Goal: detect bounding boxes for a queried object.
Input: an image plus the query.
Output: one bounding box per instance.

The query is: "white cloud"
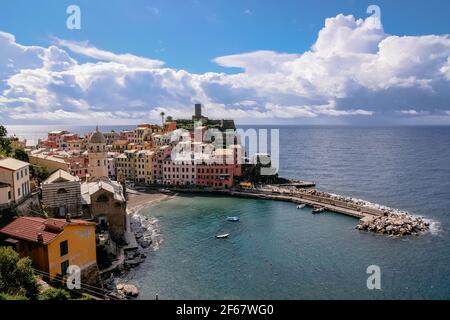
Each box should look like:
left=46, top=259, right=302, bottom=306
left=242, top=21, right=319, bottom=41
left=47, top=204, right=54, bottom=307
left=56, top=39, right=164, bottom=69
left=1, top=12, right=450, bottom=125
left=400, top=110, right=429, bottom=116
left=243, top=9, right=252, bottom=15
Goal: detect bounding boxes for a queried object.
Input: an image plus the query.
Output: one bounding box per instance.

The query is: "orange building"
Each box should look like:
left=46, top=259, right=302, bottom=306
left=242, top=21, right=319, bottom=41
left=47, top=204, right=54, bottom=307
left=0, top=216, right=98, bottom=283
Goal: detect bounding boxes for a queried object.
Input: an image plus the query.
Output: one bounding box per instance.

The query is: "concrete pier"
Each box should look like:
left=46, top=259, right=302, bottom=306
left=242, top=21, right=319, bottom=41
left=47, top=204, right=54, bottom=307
left=170, top=187, right=386, bottom=221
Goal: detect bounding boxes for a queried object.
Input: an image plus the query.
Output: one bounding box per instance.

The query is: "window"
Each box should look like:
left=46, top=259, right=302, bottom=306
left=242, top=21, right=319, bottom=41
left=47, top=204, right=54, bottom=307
left=16, top=172, right=19, bottom=180
left=8, top=191, right=11, bottom=200
left=61, top=260, right=69, bottom=275
left=96, top=194, right=109, bottom=203
left=57, top=188, right=68, bottom=194
left=60, top=240, right=68, bottom=256
left=21, top=170, right=23, bottom=178
left=17, top=188, right=20, bottom=196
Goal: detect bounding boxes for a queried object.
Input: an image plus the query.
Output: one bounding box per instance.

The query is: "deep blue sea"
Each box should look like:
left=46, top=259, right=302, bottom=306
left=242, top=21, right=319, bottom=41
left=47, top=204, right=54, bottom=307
left=8, top=125, right=450, bottom=299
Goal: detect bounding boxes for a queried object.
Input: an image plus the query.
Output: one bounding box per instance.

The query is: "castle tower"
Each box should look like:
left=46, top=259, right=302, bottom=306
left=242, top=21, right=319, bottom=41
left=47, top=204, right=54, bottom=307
left=88, top=126, right=108, bottom=180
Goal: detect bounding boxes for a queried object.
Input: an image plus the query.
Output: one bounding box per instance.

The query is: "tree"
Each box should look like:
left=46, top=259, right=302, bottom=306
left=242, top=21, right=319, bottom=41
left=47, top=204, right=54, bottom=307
left=0, top=246, right=39, bottom=298
left=0, top=125, right=11, bottom=156
left=160, top=111, right=165, bottom=125
left=0, top=125, right=7, bottom=138
left=38, top=288, right=70, bottom=300
left=13, top=148, right=29, bottom=162
left=30, top=165, right=49, bottom=183
left=166, top=115, right=173, bottom=122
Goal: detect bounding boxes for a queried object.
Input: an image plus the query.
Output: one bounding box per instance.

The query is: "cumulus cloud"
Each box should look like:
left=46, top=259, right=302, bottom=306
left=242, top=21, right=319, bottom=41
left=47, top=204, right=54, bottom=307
left=1, top=12, right=450, bottom=124
left=56, top=39, right=164, bottom=69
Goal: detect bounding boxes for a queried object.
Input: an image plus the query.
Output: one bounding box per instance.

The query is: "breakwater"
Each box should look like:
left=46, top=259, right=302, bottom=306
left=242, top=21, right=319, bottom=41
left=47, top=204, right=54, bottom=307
left=169, top=185, right=430, bottom=236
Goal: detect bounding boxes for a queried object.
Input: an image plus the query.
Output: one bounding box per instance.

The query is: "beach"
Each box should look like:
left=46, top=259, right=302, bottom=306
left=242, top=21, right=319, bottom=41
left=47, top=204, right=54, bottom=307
left=127, top=189, right=176, bottom=214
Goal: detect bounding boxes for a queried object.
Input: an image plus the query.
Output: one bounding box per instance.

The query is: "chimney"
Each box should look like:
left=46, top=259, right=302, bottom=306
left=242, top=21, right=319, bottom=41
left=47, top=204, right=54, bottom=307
left=37, top=233, right=44, bottom=243
left=66, top=214, right=71, bottom=223
left=195, top=103, right=202, bottom=118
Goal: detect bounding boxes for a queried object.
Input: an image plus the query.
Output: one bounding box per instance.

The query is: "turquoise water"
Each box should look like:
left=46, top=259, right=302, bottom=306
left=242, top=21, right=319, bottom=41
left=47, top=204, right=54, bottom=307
left=9, top=125, right=450, bottom=299
left=121, top=126, right=450, bottom=300
left=124, top=195, right=448, bottom=300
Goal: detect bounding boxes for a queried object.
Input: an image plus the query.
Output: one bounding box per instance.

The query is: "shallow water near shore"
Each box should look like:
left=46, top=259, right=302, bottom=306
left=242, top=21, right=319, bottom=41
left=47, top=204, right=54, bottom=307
left=120, top=126, right=450, bottom=300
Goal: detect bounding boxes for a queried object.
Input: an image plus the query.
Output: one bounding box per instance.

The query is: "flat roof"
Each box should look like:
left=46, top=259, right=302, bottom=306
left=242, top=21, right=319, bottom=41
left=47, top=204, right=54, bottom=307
left=0, top=157, right=29, bottom=171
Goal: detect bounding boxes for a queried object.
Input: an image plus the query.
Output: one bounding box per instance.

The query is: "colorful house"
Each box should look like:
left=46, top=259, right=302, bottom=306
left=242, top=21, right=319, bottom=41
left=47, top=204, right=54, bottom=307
left=0, top=216, right=98, bottom=283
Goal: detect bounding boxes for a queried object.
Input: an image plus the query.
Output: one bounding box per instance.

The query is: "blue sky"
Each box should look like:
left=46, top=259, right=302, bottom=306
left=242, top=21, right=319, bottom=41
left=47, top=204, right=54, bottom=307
left=2, top=0, right=450, bottom=72
left=1, top=0, right=450, bottom=125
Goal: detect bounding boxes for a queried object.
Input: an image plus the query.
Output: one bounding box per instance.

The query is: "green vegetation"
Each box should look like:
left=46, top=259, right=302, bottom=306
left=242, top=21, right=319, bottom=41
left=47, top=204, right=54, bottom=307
left=30, top=165, right=49, bottom=184
left=13, top=148, right=29, bottom=162
left=0, top=125, right=12, bottom=156
left=38, top=288, right=71, bottom=300
left=0, top=246, right=39, bottom=299
left=0, top=124, right=28, bottom=162
left=0, top=293, right=28, bottom=300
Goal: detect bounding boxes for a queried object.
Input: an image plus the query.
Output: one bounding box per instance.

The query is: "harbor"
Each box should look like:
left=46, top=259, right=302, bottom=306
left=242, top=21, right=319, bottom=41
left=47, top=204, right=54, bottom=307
left=167, top=181, right=431, bottom=236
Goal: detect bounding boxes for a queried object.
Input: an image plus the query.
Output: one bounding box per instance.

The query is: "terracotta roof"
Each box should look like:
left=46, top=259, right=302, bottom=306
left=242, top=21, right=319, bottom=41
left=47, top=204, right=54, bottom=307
left=113, top=140, right=129, bottom=146
left=0, top=217, right=94, bottom=245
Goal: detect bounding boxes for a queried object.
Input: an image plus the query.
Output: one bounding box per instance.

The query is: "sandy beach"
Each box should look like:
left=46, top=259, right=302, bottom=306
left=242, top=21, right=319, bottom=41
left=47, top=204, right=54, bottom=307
left=126, top=189, right=176, bottom=215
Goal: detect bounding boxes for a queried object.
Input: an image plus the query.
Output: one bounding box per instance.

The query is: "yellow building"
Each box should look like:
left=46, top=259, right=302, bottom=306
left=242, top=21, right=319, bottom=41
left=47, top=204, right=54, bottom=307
left=136, top=150, right=155, bottom=184
left=0, top=216, right=98, bottom=283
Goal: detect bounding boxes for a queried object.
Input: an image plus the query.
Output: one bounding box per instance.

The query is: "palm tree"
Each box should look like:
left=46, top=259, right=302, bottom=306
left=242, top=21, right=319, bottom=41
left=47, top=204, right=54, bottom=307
left=160, top=111, right=165, bottom=125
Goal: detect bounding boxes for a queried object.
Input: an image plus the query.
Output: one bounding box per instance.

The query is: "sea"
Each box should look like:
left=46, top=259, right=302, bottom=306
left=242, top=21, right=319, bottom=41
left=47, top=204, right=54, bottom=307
left=7, top=125, right=450, bottom=299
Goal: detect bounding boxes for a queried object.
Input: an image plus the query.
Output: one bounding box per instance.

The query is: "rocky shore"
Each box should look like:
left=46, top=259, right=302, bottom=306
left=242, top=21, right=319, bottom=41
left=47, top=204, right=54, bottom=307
left=356, top=213, right=430, bottom=236
left=102, top=191, right=170, bottom=299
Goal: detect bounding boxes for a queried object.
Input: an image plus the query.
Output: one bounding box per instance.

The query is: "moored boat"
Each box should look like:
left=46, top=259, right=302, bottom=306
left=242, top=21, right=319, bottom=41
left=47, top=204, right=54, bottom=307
left=216, top=233, right=229, bottom=239
left=297, top=204, right=306, bottom=209
left=312, top=206, right=325, bottom=214
left=226, top=216, right=240, bottom=222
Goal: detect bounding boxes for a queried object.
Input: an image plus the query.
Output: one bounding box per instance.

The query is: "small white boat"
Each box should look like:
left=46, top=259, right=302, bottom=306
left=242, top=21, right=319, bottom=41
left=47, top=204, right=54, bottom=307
left=216, top=233, right=229, bottom=239
left=312, top=206, right=325, bottom=214
left=297, top=204, right=306, bottom=209
left=226, top=216, right=240, bottom=222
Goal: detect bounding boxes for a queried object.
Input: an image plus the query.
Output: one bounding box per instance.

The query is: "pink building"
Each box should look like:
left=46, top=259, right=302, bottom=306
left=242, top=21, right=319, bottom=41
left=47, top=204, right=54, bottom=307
left=163, top=159, right=197, bottom=186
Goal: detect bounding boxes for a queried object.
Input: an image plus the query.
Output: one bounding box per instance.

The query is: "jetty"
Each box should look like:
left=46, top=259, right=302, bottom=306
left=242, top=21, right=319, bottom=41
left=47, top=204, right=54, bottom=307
left=172, top=185, right=382, bottom=220
left=169, top=182, right=430, bottom=236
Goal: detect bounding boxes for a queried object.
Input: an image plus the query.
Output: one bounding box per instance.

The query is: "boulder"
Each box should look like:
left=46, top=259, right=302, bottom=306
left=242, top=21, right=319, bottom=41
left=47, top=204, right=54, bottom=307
left=116, top=283, right=139, bottom=298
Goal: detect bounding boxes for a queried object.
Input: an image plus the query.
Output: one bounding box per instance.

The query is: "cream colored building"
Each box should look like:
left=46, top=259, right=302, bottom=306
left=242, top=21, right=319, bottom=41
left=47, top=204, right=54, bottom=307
left=87, top=128, right=108, bottom=180
left=0, top=182, right=12, bottom=208
left=0, top=158, right=31, bottom=204
left=29, top=153, right=70, bottom=173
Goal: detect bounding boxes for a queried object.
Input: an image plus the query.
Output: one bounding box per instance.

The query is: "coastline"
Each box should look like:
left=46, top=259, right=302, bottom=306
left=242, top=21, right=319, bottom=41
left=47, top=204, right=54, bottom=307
left=126, top=189, right=176, bottom=215
left=102, top=190, right=177, bottom=299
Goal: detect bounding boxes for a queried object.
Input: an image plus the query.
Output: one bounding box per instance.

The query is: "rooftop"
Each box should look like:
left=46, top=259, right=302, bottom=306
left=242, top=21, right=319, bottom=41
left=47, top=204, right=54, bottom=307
left=0, top=217, right=94, bottom=245
left=43, top=169, right=80, bottom=184
left=81, top=179, right=125, bottom=204
left=0, top=157, right=29, bottom=171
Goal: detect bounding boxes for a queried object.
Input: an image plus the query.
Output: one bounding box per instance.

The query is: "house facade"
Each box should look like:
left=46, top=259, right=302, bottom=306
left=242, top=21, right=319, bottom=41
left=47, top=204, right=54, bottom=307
left=0, top=157, right=31, bottom=204
left=0, top=216, right=98, bottom=284
left=41, top=169, right=82, bottom=218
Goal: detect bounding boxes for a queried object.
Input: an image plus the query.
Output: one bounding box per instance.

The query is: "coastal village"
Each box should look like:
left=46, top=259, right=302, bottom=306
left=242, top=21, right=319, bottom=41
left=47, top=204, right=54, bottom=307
left=0, top=104, right=430, bottom=300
